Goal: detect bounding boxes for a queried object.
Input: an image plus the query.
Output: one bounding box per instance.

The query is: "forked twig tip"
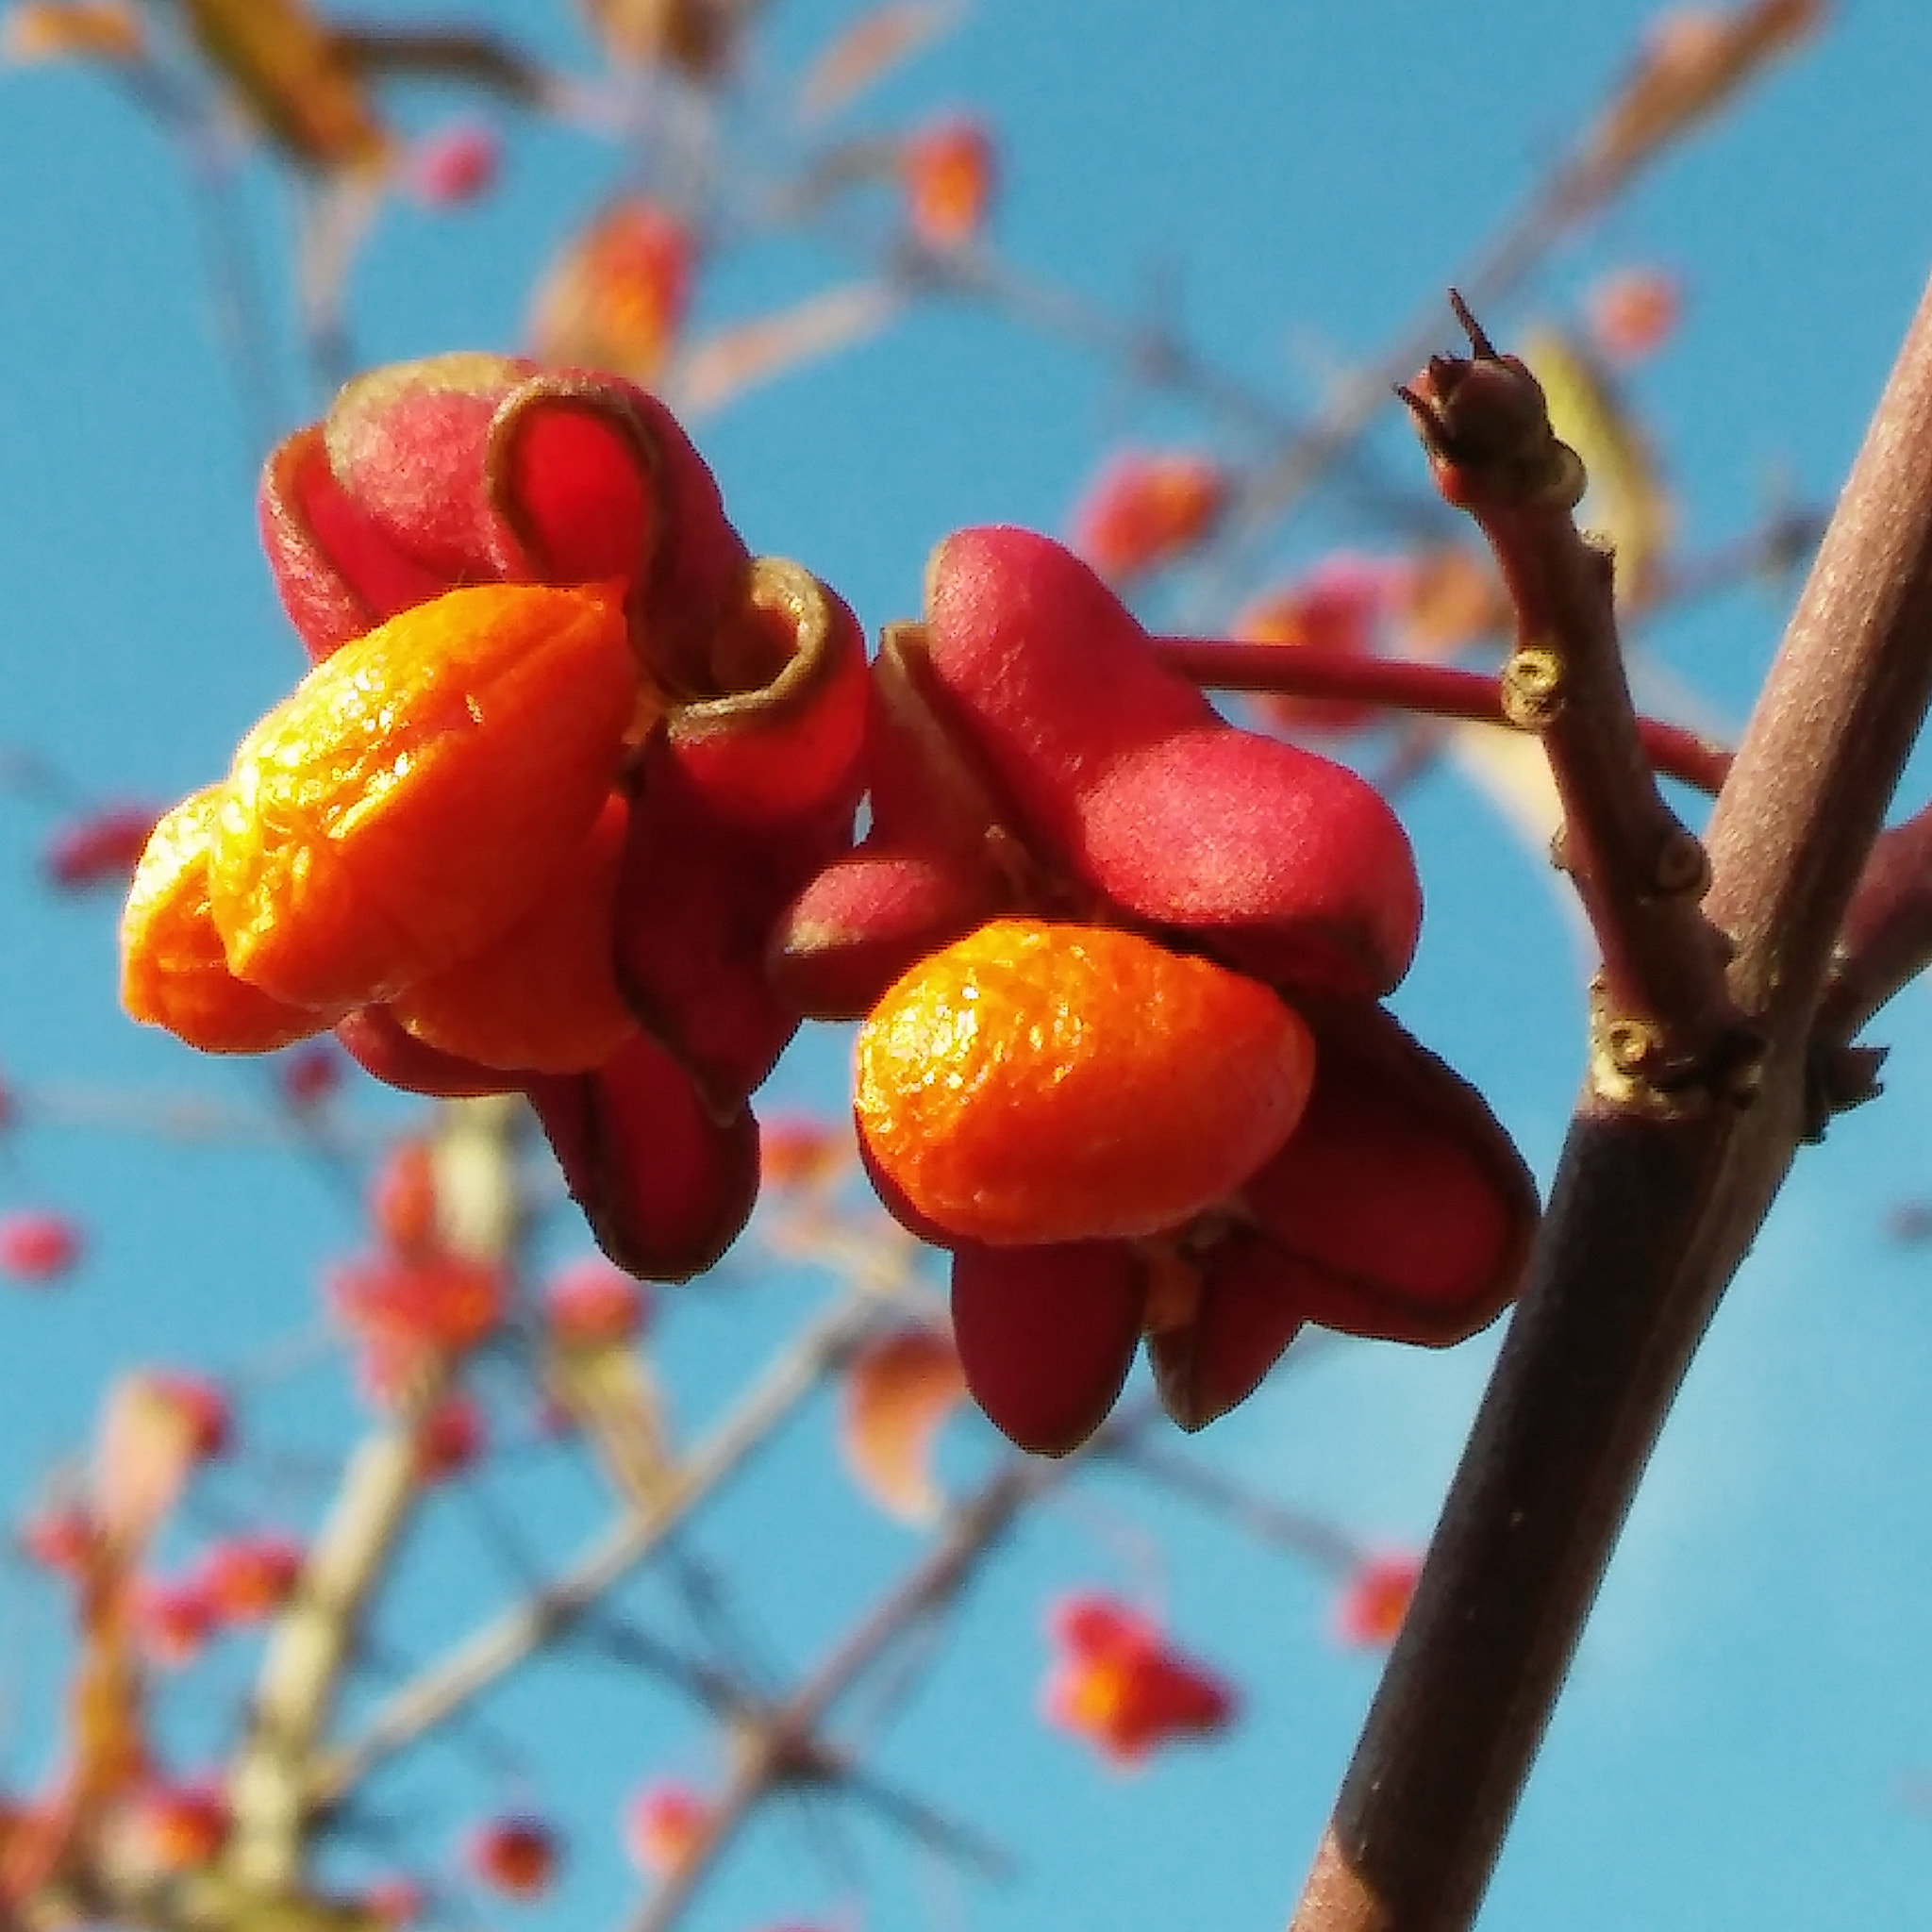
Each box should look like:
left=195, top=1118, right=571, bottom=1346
left=1392, top=381, right=1447, bottom=444
left=1447, top=289, right=1497, bottom=361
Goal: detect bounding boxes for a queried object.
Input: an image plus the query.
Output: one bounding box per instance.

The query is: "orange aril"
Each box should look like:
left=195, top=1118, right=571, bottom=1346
left=390, top=791, right=637, bottom=1073
left=121, top=787, right=336, bottom=1053
left=854, top=919, right=1315, bottom=1245
left=903, top=117, right=994, bottom=251
left=209, top=581, right=637, bottom=1010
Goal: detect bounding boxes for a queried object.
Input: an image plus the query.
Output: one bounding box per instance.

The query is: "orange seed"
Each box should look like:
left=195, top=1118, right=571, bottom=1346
left=121, top=788, right=337, bottom=1053
left=855, top=919, right=1315, bottom=1245
left=390, top=791, right=637, bottom=1073
left=209, top=582, right=636, bottom=1010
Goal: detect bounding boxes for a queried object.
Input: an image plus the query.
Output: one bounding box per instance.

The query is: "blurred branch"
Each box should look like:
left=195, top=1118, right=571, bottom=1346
left=581, top=1611, right=1010, bottom=1875
left=224, top=1100, right=526, bottom=1901
left=1198, top=0, right=1825, bottom=577
left=1817, top=802, right=1932, bottom=1044
left=309, top=1281, right=891, bottom=1807
left=896, top=247, right=1443, bottom=530
left=1101, top=1439, right=1362, bottom=1574
left=225, top=1393, right=446, bottom=1893
left=18, top=1080, right=384, bottom=1153
left=614, top=1415, right=1123, bottom=1932
left=325, top=25, right=552, bottom=103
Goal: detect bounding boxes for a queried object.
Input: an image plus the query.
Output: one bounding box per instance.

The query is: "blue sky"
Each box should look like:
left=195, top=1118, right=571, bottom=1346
left=6, top=2, right=1932, bottom=1929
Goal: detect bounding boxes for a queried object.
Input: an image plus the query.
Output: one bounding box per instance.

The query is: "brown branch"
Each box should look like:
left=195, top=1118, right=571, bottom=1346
left=325, top=25, right=551, bottom=104
left=583, top=1617, right=1016, bottom=1879
left=1288, top=264, right=1932, bottom=1932
left=1397, top=296, right=1746, bottom=1103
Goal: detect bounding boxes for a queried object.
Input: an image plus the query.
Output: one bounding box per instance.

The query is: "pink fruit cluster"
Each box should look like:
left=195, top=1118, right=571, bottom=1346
left=130, top=355, right=1538, bottom=1457
left=776, top=527, right=1537, bottom=1451
left=257, top=352, right=869, bottom=1282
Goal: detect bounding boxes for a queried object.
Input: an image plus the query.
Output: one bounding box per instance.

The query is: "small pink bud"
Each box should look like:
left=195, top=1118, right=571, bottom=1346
left=1333, top=1551, right=1423, bottom=1647
left=20, top=1499, right=95, bottom=1576
left=42, top=803, right=162, bottom=890
left=1041, top=1591, right=1237, bottom=1765
left=275, top=1040, right=344, bottom=1108
left=1238, top=555, right=1402, bottom=738
left=758, top=1113, right=850, bottom=1191
left=414, top=1392, right=486, bottom=1480
left=1070, top=451, right=1226, bottom=583
left=197, top=1533, right=304, bottom=1624
left=543, top=1256, right=649, bottom=1346
left=1586, top=265, right=1681, bottom=364
left=0, top=1209, right=81, bottom=1282
left=902, top=114, right=995, bottom=249
left=133, top=1573, right=216, bottom=1666
left=467, top=1814, right=560, bottom=1898
left=121, top=1780, right=229, bottom=1873
left=363, top=1876, right=426, bottom=1927
left=528, top=199, right=694, bottom=383
left=624, top=1780, right=709, bottom=1877
left=407, top=121, right=501, bottom=207
left=149, top=1374, right=232, bottom=1461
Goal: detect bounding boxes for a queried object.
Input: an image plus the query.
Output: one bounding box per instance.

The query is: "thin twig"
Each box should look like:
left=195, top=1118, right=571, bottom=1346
left=18, top=1081, right=388, bottom=1155
left=1199, top=5, right=1821, bottom=581
left=1397, top=296, right=1744, bottom=1102
left=1101, top=1440, right=1363, bottom=1575
left=580, top=1613, right=1017, bottom=1879
left=325, top=26, right=552, bottom=103
left=1153, top=639, right=1733, bottom=797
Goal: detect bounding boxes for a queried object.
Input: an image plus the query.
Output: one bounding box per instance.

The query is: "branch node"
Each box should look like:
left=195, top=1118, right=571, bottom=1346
left=1588, top=1016, right=1764, bottom=1114
left=1803, top=1040, right=1890, bottom=1140
left=1447, top=286, right=1498, bottom=360
left=1500, top=643, right=1565, bottom=728
left=1602, top=1015, right=1659, bottom=1076
left=1392, top=380, right=1450, bottom=445
left=1650, top=827, right=1712, bottom=900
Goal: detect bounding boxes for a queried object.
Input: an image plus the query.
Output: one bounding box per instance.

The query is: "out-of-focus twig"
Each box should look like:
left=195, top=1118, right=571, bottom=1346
left=222, top=1099, right=526, bottom=1901
left=1218, top=2, right=1825, bottom=553
left=615, top=1413, right=1127, bottom=1932
left=309, top=1280, right=892, bottom=1807
left=1102, top=1439, right=1363, bottom=1575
